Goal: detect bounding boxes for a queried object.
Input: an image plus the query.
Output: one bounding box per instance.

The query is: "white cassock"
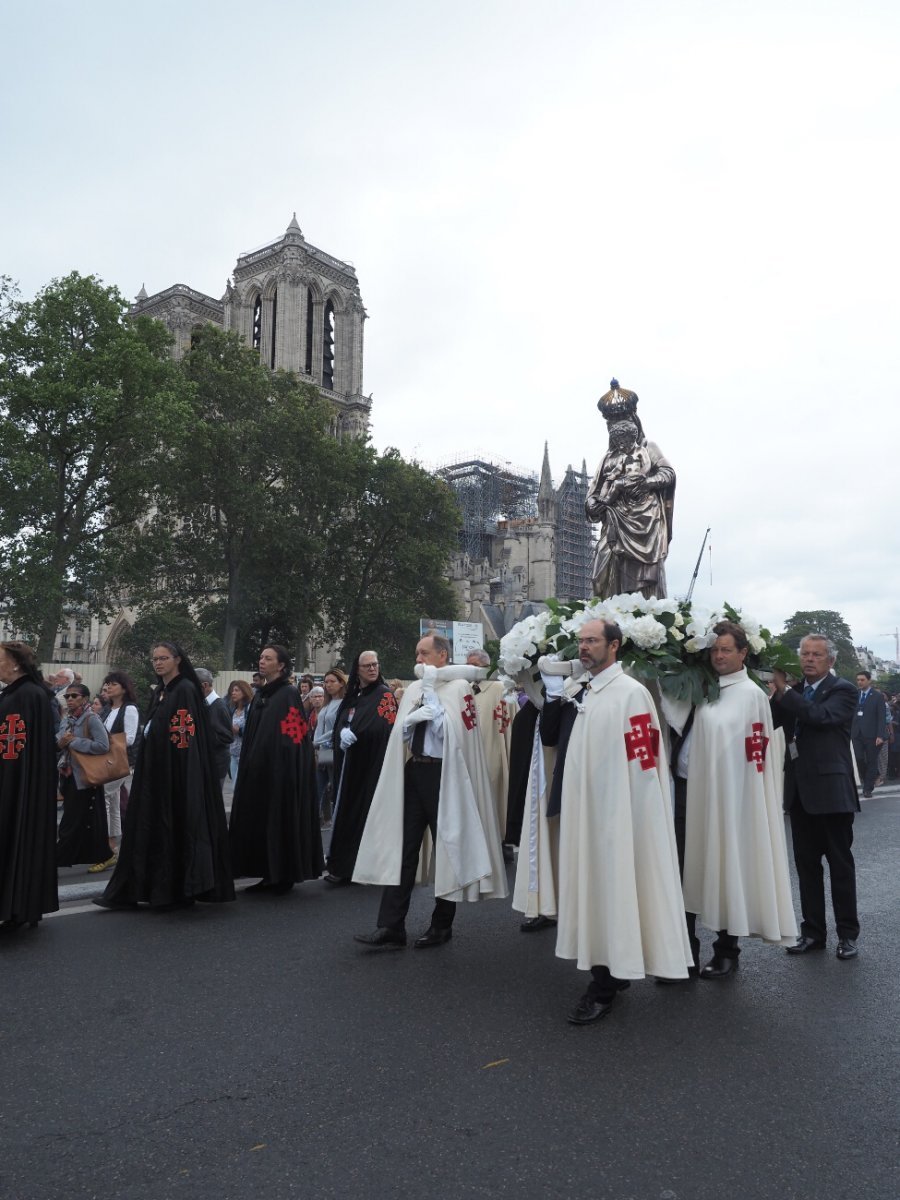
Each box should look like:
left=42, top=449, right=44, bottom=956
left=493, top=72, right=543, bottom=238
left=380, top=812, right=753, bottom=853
left=353, top=672, right=508, bottom=903
left=683, top=669, right=797, bottom=945
left=472, top=681, right=516, bottom=838
left=511, top=720, right=559, bottom=919
left=556, top=663, right=693, bottom=979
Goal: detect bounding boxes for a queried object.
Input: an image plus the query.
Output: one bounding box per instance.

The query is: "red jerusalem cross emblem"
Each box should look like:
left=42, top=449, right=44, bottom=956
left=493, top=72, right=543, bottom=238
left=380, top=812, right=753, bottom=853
left=377, top=693, right=398, bottom=725
left=745, top=722, right=769, bottom=773
left=0, top=712, right=27, bottom=760
left=493, top=702, right=511, bottom=735
left=169, top=709, right=196, bottom=749
left=623, top=713, right=660, bottom=771
left=461, top=694, right=478, bottom=731
left=280, top=705, right=308, bottom=744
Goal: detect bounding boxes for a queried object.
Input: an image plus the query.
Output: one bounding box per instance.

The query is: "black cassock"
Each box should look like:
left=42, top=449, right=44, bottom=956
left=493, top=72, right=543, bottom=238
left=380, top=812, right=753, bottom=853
left=97, top=675, right=234, bottom=908
left=503, top=701, right=539, bottom=846
left=229, top=677, right=323, bottom=884
left=328, top=681, right=397, bottom=879
left=0, top=677, right=59, bottom=925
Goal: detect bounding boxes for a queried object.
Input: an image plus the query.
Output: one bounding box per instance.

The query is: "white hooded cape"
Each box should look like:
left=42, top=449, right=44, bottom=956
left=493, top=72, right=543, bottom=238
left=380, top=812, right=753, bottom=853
left=683, top=669, right=797, bottom=944
left=352, top=675, right=508, bottom=902
left=556, top=663, right=693, bottom=978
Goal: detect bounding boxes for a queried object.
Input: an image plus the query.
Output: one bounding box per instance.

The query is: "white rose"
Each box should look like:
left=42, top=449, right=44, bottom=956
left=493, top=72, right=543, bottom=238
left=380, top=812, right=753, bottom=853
left=626, top=614, right=668, bottom=650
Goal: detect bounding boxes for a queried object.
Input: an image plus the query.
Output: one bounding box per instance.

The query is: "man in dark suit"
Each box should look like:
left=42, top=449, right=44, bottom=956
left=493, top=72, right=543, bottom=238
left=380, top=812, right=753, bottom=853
left=851, top=670, right=887, bottom=798
left=769, top=634, right=860, bottom=960
left=196, top=668, right=234, bottom=789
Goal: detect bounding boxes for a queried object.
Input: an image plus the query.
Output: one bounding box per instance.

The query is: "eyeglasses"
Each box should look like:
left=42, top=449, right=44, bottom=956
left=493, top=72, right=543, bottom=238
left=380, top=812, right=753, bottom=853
left=64, top=692, right=83, bottom=699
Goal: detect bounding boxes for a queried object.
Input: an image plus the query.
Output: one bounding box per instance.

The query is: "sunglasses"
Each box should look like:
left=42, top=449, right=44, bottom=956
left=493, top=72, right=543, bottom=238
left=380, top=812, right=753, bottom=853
left=64, top=693, right=84, bottom=699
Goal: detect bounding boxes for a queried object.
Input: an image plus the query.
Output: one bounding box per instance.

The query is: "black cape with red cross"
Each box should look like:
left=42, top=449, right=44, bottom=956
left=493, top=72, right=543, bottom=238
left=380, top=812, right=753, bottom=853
left=228, top=676, right=324, bottom=884
left=98, top=674, right=234, bottom=907
left=328, top=681, right=397, bottom=878
left=0, top=676, right=59, bottom=924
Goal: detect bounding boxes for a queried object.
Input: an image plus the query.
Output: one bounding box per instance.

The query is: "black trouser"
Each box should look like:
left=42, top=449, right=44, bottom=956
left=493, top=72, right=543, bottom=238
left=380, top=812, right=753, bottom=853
left=852, top=736, right=879, bottom=793
left=789, top=805, right=859, bottom=942
left=587, top=966, right=629, bottom=1002
left=673, top=776, right=700, bottom=968
left=376, top=761, right=456, bottom=933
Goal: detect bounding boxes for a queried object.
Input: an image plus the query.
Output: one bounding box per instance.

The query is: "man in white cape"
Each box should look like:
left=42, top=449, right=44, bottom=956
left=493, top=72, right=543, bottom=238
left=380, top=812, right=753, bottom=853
left=556, top=618, right=693, bottom=1025
left=353, top=634, right=507, bottom=950
left=682, top=620, right=797, bottom=977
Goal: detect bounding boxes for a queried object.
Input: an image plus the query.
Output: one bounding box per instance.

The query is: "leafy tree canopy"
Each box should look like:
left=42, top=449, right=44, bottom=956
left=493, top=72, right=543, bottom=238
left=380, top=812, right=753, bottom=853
left=0, top=272, right=189, bottom=657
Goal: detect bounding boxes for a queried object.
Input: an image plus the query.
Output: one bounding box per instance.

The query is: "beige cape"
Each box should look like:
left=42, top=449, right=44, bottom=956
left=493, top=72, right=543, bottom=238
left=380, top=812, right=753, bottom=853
left=352, top=676, right=508, bottom=902
left=556, top=663, right=693, bottom=978
left=683, top=669, right=797, bottom=944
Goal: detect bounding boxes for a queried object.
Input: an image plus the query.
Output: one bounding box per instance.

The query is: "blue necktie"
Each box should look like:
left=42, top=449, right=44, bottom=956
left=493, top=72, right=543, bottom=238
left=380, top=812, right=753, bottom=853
left=803, top=685, right=815, bottom=701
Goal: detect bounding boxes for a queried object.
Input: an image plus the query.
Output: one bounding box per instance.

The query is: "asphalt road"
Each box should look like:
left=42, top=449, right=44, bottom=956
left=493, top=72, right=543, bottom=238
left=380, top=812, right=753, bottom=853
left=3, top=786, right=899, bottom=1200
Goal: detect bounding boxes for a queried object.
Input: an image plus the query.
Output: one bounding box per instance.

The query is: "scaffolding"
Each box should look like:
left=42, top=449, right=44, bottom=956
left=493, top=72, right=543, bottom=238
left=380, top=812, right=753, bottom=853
left=554, top=463, right=594, bottom=601
left=435, top=456, right=539, bottom=561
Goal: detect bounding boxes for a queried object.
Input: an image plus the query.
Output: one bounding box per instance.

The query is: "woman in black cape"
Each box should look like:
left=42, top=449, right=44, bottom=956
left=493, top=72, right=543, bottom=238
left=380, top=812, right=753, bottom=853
left=95, top=642, right=234, bottom=910
left=325, top=650, right=398, bottom=884
left=0, top=642, right=59, bottom=931
left=228, top=644, right=323, bottom=893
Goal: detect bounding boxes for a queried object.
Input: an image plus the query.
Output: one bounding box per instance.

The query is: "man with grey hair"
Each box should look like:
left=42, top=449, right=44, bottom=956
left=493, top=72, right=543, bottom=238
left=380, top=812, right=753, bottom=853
left=50, top=668, right=75, bottom=716
left=769, top=634, right=860, bottom=959
left=196, top=668, right=234, bottom=787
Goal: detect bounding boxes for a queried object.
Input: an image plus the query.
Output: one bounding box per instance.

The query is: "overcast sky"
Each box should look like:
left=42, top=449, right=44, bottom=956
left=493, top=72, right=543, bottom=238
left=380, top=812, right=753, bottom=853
left=4, top=1, right=899, bottom=657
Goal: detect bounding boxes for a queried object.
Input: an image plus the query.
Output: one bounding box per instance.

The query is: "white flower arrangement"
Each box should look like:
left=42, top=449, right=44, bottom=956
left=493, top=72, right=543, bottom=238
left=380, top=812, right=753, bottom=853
left=497, top=595, right=790, bottom=705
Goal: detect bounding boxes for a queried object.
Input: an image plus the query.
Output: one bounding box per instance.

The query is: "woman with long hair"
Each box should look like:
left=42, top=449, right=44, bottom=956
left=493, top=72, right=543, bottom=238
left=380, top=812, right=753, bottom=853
left=229, top=644, right=323, bottom=893
left=56, top=683, right=111, bottom=870
left=226, top=679, right=253, bottom=786
left=313, top=668, right=347, bottom=825
left=95, top=642, right=234, bottom=910
left=0, top=642, right=58, bottom=930
left=89, top=670, right=141, bottom=874
left=326, top=650, right=397, bottom=885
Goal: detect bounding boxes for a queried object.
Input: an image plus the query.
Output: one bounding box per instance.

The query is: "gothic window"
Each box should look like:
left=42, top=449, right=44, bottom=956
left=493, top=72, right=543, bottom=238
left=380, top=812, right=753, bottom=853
left=252, top=294, right=262, bottom=352
left=304, top=288, right=314, bottom=375
left=190, top=324, right=203, bottom=351
left=270, top=289, right=278, bottom=369
left=322, top=300, right=335, bottom=391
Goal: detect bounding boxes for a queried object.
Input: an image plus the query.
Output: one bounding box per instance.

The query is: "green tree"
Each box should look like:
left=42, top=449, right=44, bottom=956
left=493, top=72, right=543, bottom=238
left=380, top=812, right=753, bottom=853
left=136, top=325, right=342, bottom=669
left=781, top=609, right=858, bottom=679
left=0, top=272, right=189, bottom=658
left=109, top=603, right=225, bottom=702
left=320, top=445, right=461, bottom=676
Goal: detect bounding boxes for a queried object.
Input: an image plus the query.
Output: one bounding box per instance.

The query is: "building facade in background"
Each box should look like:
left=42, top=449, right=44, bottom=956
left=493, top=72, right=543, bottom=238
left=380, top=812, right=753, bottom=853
left=131, top=214, right=371, bottom=439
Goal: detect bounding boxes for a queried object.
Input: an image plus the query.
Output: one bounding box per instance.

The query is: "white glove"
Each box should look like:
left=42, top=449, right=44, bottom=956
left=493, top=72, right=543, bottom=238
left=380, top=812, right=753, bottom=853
left=539, top=671, right=565, bottom=699
left=404, top=703, right=439, bottom=728
left=420, top=664, right=439, bottom=687
left=339, top=727, right=357, bottom=750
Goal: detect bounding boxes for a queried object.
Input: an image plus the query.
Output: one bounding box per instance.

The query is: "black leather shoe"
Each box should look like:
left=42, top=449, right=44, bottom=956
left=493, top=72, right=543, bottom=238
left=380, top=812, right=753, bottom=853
left=700, top=955, right=738, bottom=979
left=519, top=914, right=557, bottom=932
left=836, top=938, right=858, bottom=960
left=786, top=936, right=827, bottom=955
left=414, top=926, right=453, bottom=949
left=271, top=880, right=295, bottom=895
left=567, top=995, right=615, bottom=1025
left=244, top=880, right=274, bottom=893
left=354, top=928, right=407, bottom=949
left=324, top=873, right=350, bottom=886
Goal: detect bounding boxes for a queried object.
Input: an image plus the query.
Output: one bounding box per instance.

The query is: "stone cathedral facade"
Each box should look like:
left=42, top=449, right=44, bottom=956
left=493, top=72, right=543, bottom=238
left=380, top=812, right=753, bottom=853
left=131, top=214, right=371, bottom=438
